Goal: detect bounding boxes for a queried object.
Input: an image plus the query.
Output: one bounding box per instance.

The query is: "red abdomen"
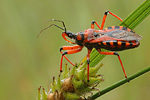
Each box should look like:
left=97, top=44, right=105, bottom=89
left=96, top=40, right=140, bottom=51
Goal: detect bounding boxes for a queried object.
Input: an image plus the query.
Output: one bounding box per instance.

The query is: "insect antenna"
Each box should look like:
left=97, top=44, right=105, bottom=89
left=37, top=19, right=67, bottom=38
left=50, top=19, right=67, bottom=32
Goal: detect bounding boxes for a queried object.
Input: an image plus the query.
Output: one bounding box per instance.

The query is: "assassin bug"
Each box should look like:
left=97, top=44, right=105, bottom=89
left=39, top=11, right=142, bottom=82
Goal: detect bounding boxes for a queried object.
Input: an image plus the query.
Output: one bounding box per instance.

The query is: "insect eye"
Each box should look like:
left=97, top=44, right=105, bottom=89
left=66, top=31, right=74, bottom=38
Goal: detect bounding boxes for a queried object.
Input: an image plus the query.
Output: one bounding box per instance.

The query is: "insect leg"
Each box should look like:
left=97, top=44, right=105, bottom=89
left=97, top=49, right=128, bottom=80
left=100, top=11, right=123, bottom=30
left=60, top=45, right=81, bottom=51
left=87, top=49, right=92, bottom=82
left=91, top=21, right=101, bottom=29
left=60, top=45, right=81, bottom=66
left=60, top=46, right=83, bottom=72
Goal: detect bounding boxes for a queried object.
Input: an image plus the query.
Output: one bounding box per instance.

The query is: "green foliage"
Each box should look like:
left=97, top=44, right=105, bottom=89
left=38, top=63, right=103, bottom=100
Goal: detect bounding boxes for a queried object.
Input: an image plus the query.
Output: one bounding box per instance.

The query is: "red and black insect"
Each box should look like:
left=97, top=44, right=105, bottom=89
left=39, top=11, right=142, bottom=82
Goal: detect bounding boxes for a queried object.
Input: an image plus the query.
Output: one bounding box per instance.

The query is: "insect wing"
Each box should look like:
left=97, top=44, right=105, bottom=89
left=104, top=30, right=142, bottom=41
left=89, top=30, right=142, bottom=43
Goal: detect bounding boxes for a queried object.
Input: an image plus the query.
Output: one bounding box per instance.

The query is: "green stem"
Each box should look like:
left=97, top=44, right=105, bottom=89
left=89, top=67, right=150, bottom=100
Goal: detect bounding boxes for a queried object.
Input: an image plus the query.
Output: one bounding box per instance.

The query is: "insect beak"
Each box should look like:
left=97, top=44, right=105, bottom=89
left=62, top=32, right=76, bottom=44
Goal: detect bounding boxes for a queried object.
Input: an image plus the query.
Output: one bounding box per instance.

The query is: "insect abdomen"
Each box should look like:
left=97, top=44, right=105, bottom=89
left=97, top=40, right=140, bottom=51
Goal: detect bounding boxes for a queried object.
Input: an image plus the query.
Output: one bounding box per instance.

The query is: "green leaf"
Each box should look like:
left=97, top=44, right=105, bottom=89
left=120, top=0, right=150, bottom=29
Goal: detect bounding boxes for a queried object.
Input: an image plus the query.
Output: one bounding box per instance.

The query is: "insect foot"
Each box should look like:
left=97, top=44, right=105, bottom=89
left=37, top=63, right=104, bottom=100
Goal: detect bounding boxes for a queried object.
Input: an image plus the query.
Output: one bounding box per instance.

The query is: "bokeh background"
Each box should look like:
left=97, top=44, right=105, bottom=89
left=0, top=0, right=150, bottom=100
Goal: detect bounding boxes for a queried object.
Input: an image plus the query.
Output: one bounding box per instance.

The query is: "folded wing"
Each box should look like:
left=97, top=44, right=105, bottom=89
left=90, top=30, right=142, bottom=43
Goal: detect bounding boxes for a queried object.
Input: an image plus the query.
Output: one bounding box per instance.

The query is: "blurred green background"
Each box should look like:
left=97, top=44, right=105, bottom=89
left=0, top=0, right=150, bottom=100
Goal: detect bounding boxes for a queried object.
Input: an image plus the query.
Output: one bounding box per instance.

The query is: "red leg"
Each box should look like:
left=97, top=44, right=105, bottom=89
left=60, top=45, right=83, bottom=72
left=60, top=51, right=74, bottom=66
left=91, top=21, right=101, bottom=29
left=97, top=49, right=128, bottom=79
left=87, top=49, right=92, bottom=82
left=60, top=45, right=81, bottom=51
left=60, top=45, right=81, bottom=66
left=100, top=11, right=123, bottom=30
